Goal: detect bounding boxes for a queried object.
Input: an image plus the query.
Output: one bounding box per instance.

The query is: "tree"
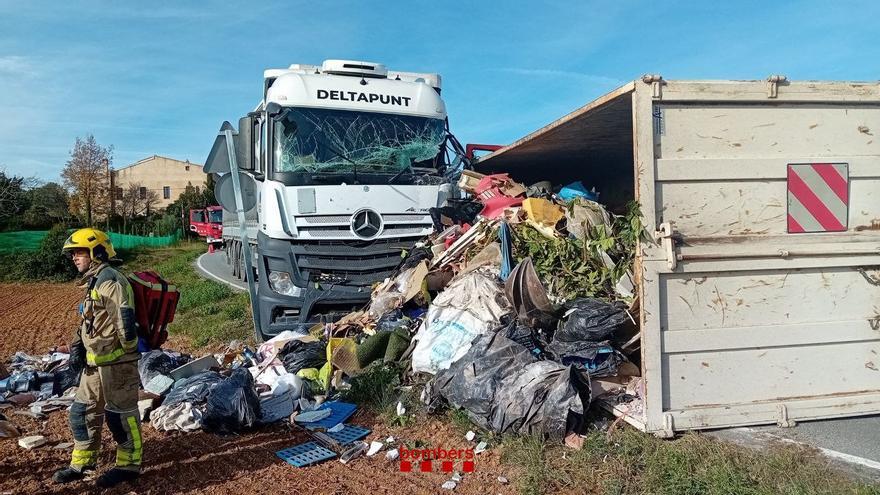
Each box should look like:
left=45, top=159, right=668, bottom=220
left=0, top=168, right=36, bottom=230
left=117, top=182, right=161, bottom=232
left=23, top=182, right=71, bottom=228
left=165, top=180, right=215, bottom=232
left=61, top=135, right=112, bottom=226
left=143, top=188, right=160, bottom=217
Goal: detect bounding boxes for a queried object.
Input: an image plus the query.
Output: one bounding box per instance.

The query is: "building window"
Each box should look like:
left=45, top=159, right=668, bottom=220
left=139, top=187, right=146, bottom=199
left=185, top=165, right=190, bottom=171
left=163, top=186, right=171, bottom=199
left=115, top=187, right=123, bottom=200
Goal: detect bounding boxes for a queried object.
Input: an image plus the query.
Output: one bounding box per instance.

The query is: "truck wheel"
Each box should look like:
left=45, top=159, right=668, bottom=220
left=237, top=243, right=246, bottom=281
left=231, top=241, right=241, bottom=279
left=238, top=245, right=246, bottom=281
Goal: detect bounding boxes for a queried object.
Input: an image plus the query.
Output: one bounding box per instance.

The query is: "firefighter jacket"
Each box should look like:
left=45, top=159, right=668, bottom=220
left=74, top=262, right=139, bottom=367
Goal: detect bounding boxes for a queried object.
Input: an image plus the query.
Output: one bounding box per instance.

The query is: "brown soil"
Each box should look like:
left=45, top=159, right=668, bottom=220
left=0, top=282, right=83, bottom=356
left=0, top=283, right=520, bottom=495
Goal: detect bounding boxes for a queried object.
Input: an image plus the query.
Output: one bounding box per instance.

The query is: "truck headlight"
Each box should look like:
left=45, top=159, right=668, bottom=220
left=267, top=271, right=303, bottom=297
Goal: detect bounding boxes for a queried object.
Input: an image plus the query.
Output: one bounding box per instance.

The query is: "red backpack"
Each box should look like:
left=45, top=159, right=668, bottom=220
left=128, top=271, right=180, bottom=349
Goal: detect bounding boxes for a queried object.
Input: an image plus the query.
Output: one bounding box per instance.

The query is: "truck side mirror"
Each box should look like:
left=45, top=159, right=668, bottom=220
left=236, top=116, right=255, bottom=171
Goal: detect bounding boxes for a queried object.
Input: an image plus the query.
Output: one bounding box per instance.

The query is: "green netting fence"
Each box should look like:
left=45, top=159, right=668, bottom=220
left=108, top=230, right=182, bottom=250
left=0, top=229, right=182, bottom=254
left=0, top=230, right=49, bottom=253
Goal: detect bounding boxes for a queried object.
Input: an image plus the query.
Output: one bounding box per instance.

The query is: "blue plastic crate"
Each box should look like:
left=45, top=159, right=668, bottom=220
left=276, top=442, right=337, bottom=467
left=300, top=401, right=357, bottom=430
left=326, top=424, right=371, bottom=446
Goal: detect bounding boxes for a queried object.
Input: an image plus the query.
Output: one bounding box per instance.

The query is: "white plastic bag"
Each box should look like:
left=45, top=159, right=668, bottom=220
left=411, top=270, right=511, bottom=374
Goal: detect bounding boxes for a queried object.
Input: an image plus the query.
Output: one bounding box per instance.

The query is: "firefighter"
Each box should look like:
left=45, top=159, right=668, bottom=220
left=53, top=228, right=143, bottom=489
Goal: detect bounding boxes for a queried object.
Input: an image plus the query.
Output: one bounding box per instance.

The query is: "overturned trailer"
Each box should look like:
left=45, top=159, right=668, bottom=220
left=476, top=76, right=880, bottom=437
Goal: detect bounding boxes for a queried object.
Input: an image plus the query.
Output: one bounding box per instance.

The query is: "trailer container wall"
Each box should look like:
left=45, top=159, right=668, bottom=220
left=479, top=79, right=880, bottom=436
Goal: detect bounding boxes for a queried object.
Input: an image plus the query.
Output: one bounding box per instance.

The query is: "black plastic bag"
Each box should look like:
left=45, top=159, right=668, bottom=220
left=279, top=340, right=326, bottom=374
left=551, top=341, right=625, bottom=378
left=202, top=368, right=261, bottom=433
left=163, top=371, right=224, bottom=408
left=491, top=361, right=591, bottom=439
left=555, top=298, right=629, bottom=344
left=428, top=332, right=590, bottom=439
left=428, top=200, right=482, bottom=232
left=52, top=366, right=81, bottom=395
left=398, top=247, right=433, bottom=272
left=498, top=317, right=546, bottom=357
left=138, top=350, right=190, bottom=388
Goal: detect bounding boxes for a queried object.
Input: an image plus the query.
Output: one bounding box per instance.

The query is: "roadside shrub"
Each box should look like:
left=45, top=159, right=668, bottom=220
left=0, top=225, right=78, bottom=281
left=34, top=225, right=79, bottom=280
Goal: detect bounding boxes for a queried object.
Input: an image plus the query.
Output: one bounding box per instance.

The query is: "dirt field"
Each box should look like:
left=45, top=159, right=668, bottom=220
left=0, top=283, right=519, bottom=495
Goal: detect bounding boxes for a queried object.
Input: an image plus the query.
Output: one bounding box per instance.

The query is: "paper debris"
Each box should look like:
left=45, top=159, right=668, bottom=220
left=366, top=441, right=384, bottom=457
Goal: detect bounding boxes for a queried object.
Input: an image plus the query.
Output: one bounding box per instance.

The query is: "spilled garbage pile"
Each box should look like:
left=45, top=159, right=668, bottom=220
left=412, top=171, right=645, bottom=440
left=0, top=350, right=79, bottom=446
left=1, top=170, right=646, bottom=477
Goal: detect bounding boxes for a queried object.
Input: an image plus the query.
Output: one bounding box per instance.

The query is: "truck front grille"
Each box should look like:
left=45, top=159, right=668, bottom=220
left=290, top=237, right=415, bottom=287
left=294, top=213, right=433, bottom=241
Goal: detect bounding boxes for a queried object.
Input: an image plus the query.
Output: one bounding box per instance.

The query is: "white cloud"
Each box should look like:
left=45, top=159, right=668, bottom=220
left=0, top=55, right=36, bottom=77
left=494, top=68, right=622, bottom=87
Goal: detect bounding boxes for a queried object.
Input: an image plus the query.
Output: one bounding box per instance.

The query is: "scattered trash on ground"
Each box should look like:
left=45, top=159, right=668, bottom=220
left=0, top=170, right=646, bottom=481
left=17, top=435, right=47, bottom=450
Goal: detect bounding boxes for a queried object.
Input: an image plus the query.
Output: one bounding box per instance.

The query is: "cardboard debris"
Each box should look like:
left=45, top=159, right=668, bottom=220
left=522, top=198, right=565, bottom=238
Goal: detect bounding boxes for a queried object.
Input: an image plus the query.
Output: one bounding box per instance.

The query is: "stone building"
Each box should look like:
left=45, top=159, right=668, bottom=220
left=112, top=155, right=206, bottom=211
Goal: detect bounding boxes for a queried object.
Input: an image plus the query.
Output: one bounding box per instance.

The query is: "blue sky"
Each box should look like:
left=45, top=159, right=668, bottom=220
left=1, top=0, right=878, bottom=181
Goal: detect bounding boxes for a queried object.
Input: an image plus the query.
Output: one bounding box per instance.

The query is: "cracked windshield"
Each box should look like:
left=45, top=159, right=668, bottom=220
left=274, top=108, right=445, bottom=178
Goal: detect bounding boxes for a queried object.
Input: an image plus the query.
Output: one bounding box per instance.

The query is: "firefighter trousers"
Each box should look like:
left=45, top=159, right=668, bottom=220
left=68, top=360, right=142, bottom=472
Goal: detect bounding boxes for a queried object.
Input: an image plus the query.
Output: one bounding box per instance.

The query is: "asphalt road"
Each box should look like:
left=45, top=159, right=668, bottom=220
left=195, top=250, right=247, bottom=292
left=194, top=248, right=880, bottom=479
left=710, top=415, right=880, bottom=481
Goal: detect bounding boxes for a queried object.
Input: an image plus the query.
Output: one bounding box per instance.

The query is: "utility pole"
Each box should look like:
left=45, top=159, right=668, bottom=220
left=104, top=158, right=112, bottom=232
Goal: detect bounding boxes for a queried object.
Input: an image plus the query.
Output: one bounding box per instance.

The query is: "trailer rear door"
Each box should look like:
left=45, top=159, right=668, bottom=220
left=636, top=80, right=880, bottom=435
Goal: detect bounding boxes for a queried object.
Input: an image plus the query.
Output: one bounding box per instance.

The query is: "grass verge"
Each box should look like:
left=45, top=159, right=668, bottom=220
left=500, top=426, right=880, bottom=495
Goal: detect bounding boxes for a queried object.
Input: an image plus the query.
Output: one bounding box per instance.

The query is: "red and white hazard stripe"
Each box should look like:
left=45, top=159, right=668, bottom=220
left=787, top=163, right=849, bottom=233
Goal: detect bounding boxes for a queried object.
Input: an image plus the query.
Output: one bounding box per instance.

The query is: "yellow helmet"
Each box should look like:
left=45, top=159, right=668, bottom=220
left=62, top=228, right=116, bottom=261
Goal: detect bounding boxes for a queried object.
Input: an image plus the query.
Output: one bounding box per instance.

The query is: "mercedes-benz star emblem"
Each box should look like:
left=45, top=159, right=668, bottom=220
left=350, top=208, right=383, bottom=240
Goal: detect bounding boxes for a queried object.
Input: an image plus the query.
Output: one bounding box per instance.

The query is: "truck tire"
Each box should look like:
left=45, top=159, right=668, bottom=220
left=238, top=244, right=246, bottom=281
left=231, top=241, right=241, bottom=279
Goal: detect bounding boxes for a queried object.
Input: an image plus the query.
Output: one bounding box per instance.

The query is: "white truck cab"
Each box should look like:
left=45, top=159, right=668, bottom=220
left=215, top=60, right=461, bottom=340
